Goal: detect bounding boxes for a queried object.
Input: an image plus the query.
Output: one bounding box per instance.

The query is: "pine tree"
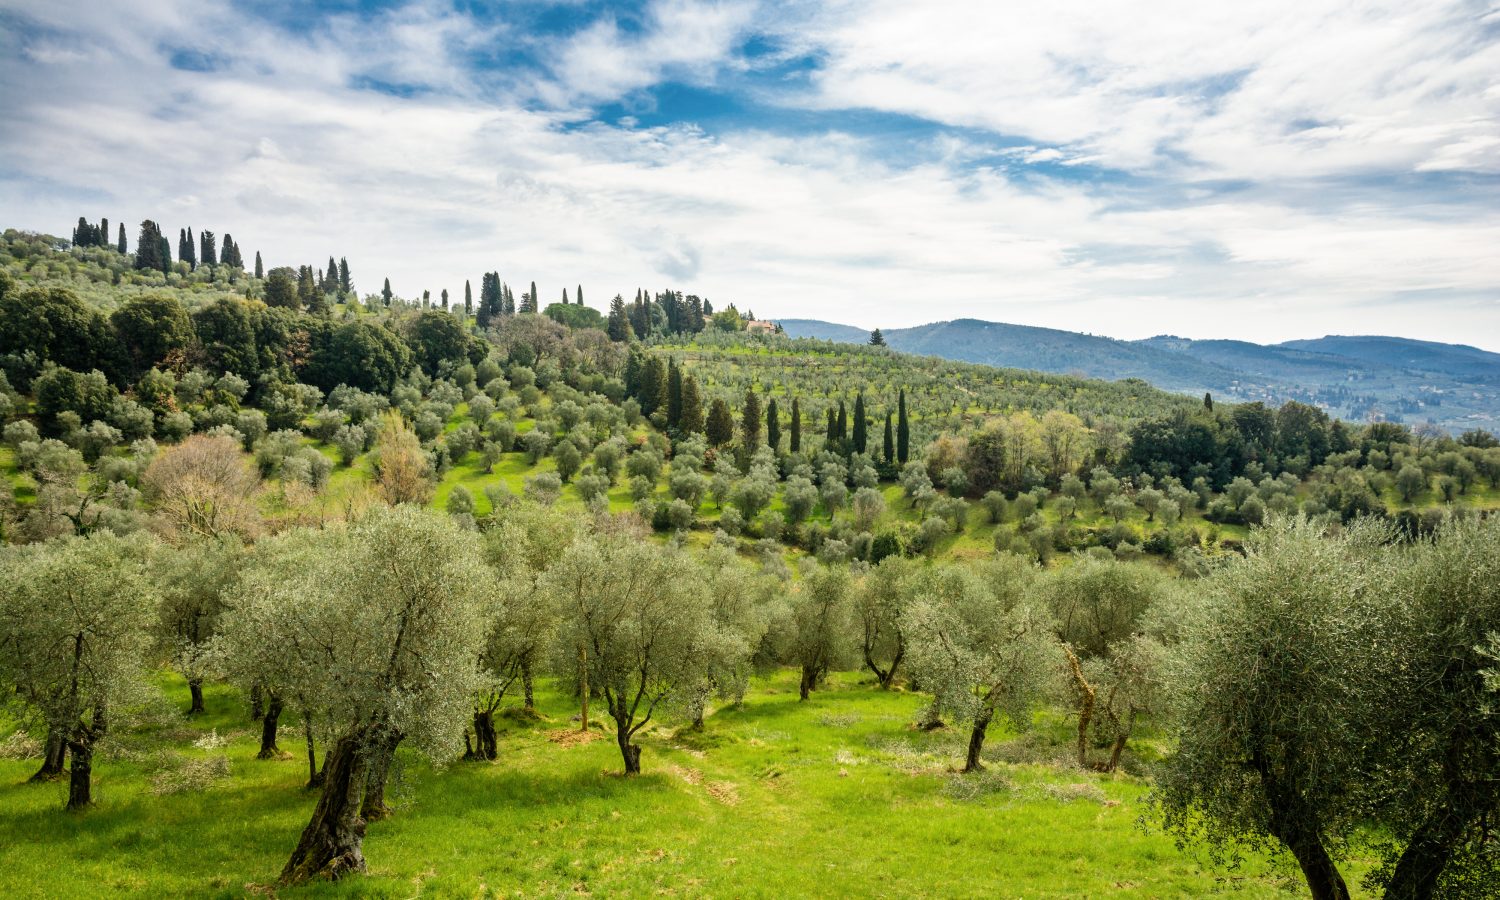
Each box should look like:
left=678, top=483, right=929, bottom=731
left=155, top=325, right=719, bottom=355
left=117, top=223, right=127, bottom=254
left=767, top=398, right=780, bottom=452
left=464, top=280, right=473, bottom=316
left=607, top=294, right=633, bottom=342
left=680, top=375, right=704, bottom=434
left=853, top=393, right=867, bottom=454
left=706, top=398, right=734, bottom=448
left=666, top=360, right=683, bottom=430
left=883, top=412, right=894, bottom=463
left=338, top=258, right=351, bottom=295
left=897, top=389, right=910, bottom=464
left=790, top=397, right=801, bottom=453
left=869, top=328, right=885, bottom=346
left=254, top=251, right=264, bottom=279
left=382, top=277, right=393, bottom=306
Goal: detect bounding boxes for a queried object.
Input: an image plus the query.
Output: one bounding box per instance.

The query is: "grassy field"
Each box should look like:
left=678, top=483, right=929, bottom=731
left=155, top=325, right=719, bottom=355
left=0, top=670, right=1373, bottom=899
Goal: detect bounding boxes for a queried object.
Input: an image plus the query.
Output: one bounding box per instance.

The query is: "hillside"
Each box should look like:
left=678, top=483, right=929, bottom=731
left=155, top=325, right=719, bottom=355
left=778, top=318, right=1500, bottom=433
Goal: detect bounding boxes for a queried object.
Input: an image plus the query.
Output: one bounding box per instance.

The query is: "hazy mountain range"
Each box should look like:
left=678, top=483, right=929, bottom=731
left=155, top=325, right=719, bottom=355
left=776, top=318, right=1500, bottom=433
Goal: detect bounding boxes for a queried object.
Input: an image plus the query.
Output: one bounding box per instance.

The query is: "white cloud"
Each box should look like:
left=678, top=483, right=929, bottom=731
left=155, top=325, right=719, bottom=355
left=0, top=0, right=1495, bottom=351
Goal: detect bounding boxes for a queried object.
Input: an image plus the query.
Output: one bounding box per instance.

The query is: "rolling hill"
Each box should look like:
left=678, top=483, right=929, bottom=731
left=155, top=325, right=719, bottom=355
left=776, top=318, right=1500, bottom=433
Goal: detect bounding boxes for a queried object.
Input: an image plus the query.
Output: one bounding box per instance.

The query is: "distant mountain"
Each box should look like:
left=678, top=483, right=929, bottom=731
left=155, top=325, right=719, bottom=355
left=775, top=318, right=1500, bottom=433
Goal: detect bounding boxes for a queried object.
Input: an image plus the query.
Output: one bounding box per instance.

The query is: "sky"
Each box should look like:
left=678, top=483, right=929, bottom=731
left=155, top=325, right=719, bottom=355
left=1, top=0, right=1498, bottom=349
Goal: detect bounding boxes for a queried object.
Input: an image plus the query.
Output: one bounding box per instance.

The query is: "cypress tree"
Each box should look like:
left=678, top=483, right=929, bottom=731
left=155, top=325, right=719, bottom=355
left=562, top=288, right=569, bottom=305
left=528, top=281, right=538, bottom=313
left=254, top=251, right=264, bottom=279
left=767, top=397, right=780, bottom=452
left=325, top=256, right=338, bottom=292
left=223, top=235, right=240, bottom=267
left=790, top=397, right=801, bottom=453
left=100, top=218, right=108, bottom=247
left=826, top=407, right=837, bottom=441
left=577, top=284, right=583, bottom=306
left=1203, top=392, right=1213, bottom=411
left=117, top=223, right=126, bottom=254
left=200, top=230, right=216, bottom=268
left=897, top=389, right=910, bottom=464
left=179, top=228, right=195, bottom=269
left=666, top=360, right=683, bottom=430
left=639, top=356, right=666, bottom=416
left=464, top=281, right=473, bottom=316
left=706, top=399, right=734, bottom=448
left=852, top=393, right=867, bottom=454
left=338, top=258, right=351, bottom=295
left=158, top=234, right=171, bottom=272
left=742, top=389, right=762, bottom=447
left=422, top=289, right=430, bottom=309
left=836, top=401, right=848, bottom=443
left=503, top=284, right=515, bottom=315
left=607, top=295, right=633, bottom=342
left=883, top=412, right=894, bottom=463
left=680, top=375, right=704, bottom=434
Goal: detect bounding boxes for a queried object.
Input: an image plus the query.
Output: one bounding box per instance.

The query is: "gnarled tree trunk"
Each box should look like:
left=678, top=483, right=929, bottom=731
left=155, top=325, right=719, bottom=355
left=187, top=678, right=205, bottom=715
left=1256, top=752, right=1351, bottom=900
left=360, top=729, right=402, bottom=822
left=250, top=684, right=264, bottom=722
left=472, top=711, right=497, bottom=761
left=30, top=727, right=67, bottom=782
left=64, top=707, right=107, bottom=811
left=521, top=661, right=535, bottom=713
left=799, top=664, right=819, bottom=701
left=1062, top=645, right=1095, bottom=769
left=616, top=719, right=641, bottom=775
left=257, top=694, right=283, bottom=759
left=303, top=714, right=323, bottom=789
left=963, top=707, right=994, bottom=773
left=281, top=734, right=369, bottom=884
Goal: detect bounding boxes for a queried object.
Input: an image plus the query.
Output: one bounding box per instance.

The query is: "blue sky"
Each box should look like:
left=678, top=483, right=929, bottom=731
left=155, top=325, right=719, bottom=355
left=1, top=0, right=1497, bottom=347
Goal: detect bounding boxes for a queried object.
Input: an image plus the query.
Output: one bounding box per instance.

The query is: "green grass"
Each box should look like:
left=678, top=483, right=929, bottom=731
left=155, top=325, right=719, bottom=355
left=0, top=671, right=1371, bottom=898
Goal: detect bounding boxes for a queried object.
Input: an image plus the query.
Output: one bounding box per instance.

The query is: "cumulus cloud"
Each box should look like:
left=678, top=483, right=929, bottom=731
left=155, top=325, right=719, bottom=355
left=0, top=0, right=1494, bottom=348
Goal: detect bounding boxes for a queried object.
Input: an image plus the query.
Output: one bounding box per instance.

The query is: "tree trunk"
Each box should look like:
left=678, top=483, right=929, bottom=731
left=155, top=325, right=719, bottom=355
left=578, top=647, right=589, bottom=732
left=30, top=727, right=67, bottom=782
left=304, top=716, right=323, bottom=789
left=616, top=720, right=641, bottom=775
left=257, top=695, right=283, bottom=759
left=963, top=708, right=993, bottom=773
left=250, top=684, right=264, bottom=722
left=521, top=661, right=535, bottom=713
left=1256, top=754, right=1351, bottom=900
left=187, top=678, right=205, bottom=715
left=65, top=736, right=93, bottom=810
left=360, top=729, right=401, bottom=822
left=472, top=711, right=497, bottom=761
left=1063, top=646, right=1095, bottom=769
left=799, top=665, right=817, bottom=701
left=1280, top=824, right=1350, bottom=900
left=1383, top=791, right=1472, bottom=900
left=280, top=734, right=369, bottom=884
left=1104, top=708, right=1135, bottom=773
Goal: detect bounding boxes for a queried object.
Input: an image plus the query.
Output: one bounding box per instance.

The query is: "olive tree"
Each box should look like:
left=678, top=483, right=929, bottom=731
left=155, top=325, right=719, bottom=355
left=679, top=546, right=771, bottom=728
left=0, top=533, right=155, bottom=808
left=155, top=538, right=243, bottom=715
left=781, top=563, right=855, bottom=701
left=1046, top=556, right=1165, bottom=770
left=1153, top=517, right=1398, bottom=900
left=855, top=555, right=917, bottom=688
left=141, top=434, right=262, bottom=539
left=902, top=556, right=1055, bottom=772
left=217, top=507, right=489, bottom=883
left=543, top=532, right=717, bottom=774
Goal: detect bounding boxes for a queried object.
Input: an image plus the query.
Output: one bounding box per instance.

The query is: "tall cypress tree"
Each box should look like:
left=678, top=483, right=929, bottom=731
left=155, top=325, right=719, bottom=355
left=528, top=281, right=538, bottom=314
left=790, top=397, right=801, bottom=453
left=897, top=389, right=910, bottom=464
left=666, top=360, right=683, bottom=430
left=382, top=277, right=393, bottom=306
left=607, top=294, right=633, bottom=342
left=826, top=408, right=837, bottom=442
left=742, top=389, right=762, bottom=448
left=338, top=258, right=351, bottom=295
left=680, top=375, right=704, bottom=434
left=159, top=234, right=172, bottom=272
left=200, top=230, right=216, bottom=268
left=441, top=288, right=449, bottom=311
left=179, top=228, right=195, bottom=269
left=852, top=393, right=867, bottom=454
left=100, top=218, right=108, bottom=247
left=577, top=284, right=583, bottom=306
left=836, top=401, right=848, bottom=444
left=255, top=251, right=264, bottom=279
left=464, top=280, right=473, bottom=316
left=562, top=287, right=569, bottom=305
left=883, top=412, right=894, bottom=464
left=705, top=399, right=733, bottom=448
left=117, top=223, right=127, bottom=254
left=223, top=235, right=240, bottom=267
left=639, top=356, right=666, bottom=416
left=766, top=398, right=780, bottom=452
